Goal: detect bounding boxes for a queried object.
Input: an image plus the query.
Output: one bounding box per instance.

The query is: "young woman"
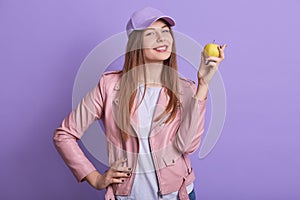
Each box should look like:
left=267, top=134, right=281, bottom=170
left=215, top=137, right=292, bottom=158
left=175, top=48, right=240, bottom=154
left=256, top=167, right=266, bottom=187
left=53, top=7, right=226, bottom=200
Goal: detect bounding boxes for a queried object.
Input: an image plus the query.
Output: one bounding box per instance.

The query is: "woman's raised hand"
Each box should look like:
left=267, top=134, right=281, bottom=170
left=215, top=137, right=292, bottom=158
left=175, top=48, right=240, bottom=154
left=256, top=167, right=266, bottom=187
left=198, top=44, right=227, bottom=85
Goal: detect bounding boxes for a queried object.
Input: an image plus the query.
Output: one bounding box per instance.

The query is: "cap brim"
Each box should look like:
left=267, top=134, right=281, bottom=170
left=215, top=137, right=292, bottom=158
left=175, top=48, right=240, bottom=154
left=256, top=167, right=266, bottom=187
left=156, top=16, right=175, bottom=27
left=127, top=15, right=175, bottom=36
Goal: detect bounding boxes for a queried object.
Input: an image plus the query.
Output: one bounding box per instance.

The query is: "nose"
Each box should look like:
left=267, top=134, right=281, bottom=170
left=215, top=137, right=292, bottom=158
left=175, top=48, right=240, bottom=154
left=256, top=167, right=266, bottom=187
left=156, top=31, right=165, bottom=43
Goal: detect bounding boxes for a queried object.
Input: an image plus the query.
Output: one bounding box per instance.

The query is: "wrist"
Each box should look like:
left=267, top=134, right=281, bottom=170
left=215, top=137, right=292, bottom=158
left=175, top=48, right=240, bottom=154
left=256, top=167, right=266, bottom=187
left=195, top=82, right=208, bottom=100
left=197, top=77, right=209, bottom=87
left=95, top=173, right=104, bottom=190
left=85, top=170, right=102, bottom=190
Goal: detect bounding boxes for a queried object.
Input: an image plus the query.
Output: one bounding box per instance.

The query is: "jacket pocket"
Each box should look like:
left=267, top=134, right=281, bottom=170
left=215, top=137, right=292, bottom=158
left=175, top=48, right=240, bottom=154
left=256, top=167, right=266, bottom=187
left=162, top=156, right=177, bottom=167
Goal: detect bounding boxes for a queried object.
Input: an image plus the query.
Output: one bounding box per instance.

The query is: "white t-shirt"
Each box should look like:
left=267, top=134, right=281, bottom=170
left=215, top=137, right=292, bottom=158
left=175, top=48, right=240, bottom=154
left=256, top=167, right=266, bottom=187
left=116, top=85, right=193, bottom=200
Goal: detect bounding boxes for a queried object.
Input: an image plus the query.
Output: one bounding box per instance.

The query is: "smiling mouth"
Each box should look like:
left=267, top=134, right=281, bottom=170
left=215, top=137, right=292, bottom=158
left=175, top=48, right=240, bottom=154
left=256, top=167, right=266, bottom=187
left=153, top=45, right=168, bottom=52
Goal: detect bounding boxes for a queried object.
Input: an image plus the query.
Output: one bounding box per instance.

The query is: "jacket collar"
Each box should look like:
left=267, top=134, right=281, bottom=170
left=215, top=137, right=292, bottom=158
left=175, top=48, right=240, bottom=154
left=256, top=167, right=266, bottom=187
left=112, top=80, right=184, bottom=136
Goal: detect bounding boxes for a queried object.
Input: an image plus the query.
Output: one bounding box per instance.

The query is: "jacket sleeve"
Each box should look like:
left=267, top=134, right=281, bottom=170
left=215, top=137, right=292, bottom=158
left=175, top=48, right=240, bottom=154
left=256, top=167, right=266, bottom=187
left=161, top=83, right=207, bottom=166
left=53, top=75, right=106, bottom=182
left=175, top=96, right=206, bottom=154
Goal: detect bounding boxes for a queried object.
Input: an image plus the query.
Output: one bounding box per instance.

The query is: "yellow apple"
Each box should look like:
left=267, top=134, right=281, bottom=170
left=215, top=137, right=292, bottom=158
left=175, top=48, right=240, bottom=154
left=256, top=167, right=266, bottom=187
left=204, top=43, right=220, bottom=57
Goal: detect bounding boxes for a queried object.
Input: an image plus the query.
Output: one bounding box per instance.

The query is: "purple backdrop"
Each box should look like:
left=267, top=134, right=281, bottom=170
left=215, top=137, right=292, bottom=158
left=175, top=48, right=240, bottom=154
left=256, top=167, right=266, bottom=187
left=1, top=0, right=300, bottom=199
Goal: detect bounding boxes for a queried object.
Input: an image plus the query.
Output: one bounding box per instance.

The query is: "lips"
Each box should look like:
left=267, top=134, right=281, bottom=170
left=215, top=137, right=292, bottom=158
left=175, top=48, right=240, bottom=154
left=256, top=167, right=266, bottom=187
left=153, top=45, right=168, bottom=52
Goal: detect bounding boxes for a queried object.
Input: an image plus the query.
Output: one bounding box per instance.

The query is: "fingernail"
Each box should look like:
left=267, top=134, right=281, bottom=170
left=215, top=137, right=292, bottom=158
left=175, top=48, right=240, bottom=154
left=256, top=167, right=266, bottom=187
left=128, top=168, right=131, bottom=171
left=127, top=173, right=131, bottom=176
left=122, top=179, right=124, bottom=182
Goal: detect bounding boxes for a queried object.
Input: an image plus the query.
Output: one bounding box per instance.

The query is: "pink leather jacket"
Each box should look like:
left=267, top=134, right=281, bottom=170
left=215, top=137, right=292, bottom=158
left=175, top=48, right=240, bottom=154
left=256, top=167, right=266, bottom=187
left=53, top=71, right=206, bottom=200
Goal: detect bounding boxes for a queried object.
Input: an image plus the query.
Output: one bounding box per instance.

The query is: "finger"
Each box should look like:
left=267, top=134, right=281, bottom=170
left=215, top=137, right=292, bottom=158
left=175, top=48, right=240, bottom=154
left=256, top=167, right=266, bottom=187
left=110, top=178, right=125, bottom=184
left=206, top=56, right=221, bottom=63
left=221, top=43, right=227, bottom=50
left=117, top=166, right=132, bottom=172
left=200, top=51, right=206, bottom=64
left=218, top=44, right=227, bottom=59
left=206, top=61, right=218, bottom=70
left=112, top=171, right=131, bottom=178
left=202, top=51, right=218, bottom=65
left=201, top=51, right=205, bottom=60
left=219, top=44, right=227, bottom=50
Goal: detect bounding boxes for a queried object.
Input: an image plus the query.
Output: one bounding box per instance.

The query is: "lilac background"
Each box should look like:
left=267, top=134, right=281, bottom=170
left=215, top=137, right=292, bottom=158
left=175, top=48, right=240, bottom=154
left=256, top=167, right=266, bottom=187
left=1, top=0, right=300, bottom=199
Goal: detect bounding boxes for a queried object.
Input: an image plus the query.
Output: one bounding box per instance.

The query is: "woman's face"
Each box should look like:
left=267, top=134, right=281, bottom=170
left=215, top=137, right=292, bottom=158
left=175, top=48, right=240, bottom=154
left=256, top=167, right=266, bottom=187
left=142, top=20, right=173, bottom=63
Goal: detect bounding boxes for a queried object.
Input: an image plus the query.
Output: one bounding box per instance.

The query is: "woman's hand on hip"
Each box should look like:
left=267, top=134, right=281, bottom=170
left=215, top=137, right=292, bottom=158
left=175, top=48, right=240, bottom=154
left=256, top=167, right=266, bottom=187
left=85, top=159, right=132, bottom=190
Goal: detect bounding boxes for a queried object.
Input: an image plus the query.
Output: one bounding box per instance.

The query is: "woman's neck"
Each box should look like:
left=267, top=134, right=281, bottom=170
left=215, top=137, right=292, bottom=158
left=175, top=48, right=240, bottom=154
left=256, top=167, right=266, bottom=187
left=139, top=62, right=163, bottom=85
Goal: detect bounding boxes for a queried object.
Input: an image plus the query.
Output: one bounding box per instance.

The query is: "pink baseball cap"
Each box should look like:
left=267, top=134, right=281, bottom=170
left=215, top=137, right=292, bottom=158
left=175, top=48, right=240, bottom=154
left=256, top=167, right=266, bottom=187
left=126, top=7, right=175, bottom=37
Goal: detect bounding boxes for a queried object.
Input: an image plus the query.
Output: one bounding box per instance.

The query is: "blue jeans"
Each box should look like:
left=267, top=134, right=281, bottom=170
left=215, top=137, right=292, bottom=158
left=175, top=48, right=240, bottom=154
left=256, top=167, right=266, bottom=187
left=188, top=189, right=196, bottom=200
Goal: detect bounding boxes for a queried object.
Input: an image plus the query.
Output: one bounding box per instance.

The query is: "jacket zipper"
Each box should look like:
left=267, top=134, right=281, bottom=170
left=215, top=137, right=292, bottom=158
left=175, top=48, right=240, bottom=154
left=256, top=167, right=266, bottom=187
left=149, top=137, right=163, bottom=198
left=183, top=154, right=191, bottom=175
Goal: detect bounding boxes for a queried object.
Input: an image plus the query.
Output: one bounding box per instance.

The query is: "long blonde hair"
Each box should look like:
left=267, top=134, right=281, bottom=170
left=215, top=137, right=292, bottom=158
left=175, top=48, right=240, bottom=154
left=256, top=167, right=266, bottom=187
left=118, top=25, right=180, bottom=141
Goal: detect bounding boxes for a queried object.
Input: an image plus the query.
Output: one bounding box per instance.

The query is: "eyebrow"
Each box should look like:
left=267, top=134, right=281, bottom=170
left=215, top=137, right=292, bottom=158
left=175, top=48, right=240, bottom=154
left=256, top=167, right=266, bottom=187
left=144, top=25, right=169, bottom=31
